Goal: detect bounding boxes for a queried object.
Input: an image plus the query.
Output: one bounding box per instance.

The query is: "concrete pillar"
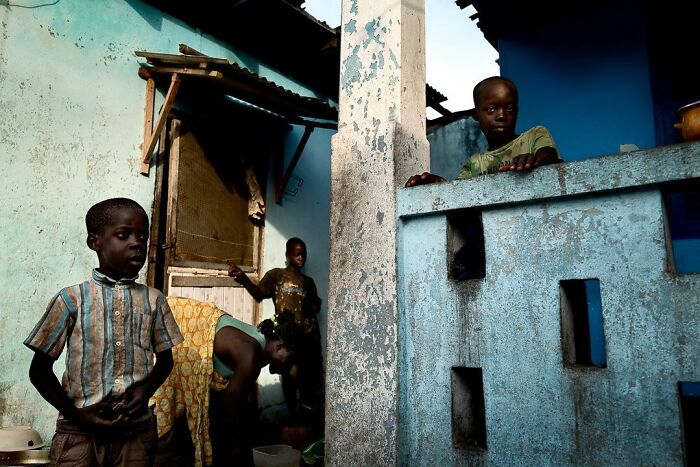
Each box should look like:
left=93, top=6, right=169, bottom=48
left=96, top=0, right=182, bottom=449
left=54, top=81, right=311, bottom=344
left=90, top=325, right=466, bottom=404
left=326, top=0, right=429, bottom=464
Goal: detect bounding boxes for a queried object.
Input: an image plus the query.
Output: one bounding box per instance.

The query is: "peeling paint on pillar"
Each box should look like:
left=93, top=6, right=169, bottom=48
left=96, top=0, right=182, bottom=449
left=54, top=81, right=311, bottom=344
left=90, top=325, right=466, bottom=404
left=327, top=0, right=429, bottom=465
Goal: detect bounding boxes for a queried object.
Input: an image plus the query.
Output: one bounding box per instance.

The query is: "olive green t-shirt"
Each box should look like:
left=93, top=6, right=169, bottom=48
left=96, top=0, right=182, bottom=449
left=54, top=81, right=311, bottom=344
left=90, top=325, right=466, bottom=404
left=258, top=268, right=319, bottom=323
left=457, top=126, right=558, bottom=179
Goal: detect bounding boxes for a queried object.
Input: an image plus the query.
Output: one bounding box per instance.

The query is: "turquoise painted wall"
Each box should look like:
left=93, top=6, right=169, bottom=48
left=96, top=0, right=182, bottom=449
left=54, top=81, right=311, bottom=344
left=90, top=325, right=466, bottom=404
left=428, top=116, right=487, bottom=180
left=0, top=0, right=332, bottom=440
left=257, top=124, right=334, bottom=410
left=497, top=2, right=656, bottom=161
left=396, top=145, right=700, bottom=465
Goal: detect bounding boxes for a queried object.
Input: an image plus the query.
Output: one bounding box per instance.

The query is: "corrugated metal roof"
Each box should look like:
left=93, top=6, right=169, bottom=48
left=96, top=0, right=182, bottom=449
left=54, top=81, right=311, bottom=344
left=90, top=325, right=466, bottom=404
left=135, top=51, right=338, bottom=122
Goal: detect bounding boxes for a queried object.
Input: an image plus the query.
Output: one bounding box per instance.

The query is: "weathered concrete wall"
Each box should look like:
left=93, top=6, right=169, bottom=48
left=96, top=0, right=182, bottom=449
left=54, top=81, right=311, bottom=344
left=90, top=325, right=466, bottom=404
left=396, top=144, right=700, bottom=465
left=0, top=0, right=331, bottom=440
left=428, top=116, right=487, bottom=180
left=326, top=0, right=429, bottom=464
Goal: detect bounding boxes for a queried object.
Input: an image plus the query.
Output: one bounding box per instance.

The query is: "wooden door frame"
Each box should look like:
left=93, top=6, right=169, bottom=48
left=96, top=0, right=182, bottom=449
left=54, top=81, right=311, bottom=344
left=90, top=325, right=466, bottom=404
left=146, top=116, right=264, bottom=324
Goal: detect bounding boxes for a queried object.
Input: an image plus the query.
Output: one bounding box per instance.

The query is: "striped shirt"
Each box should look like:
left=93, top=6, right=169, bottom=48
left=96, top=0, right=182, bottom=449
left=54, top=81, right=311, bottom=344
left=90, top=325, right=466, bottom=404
left=24, top=269, right=183, bottom=409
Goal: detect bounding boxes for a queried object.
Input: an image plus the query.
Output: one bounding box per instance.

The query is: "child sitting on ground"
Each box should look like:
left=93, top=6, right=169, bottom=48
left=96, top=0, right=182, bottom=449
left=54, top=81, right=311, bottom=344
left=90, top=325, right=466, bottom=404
left=25, top=198, right=183, bottom=467
left=228, top=237, right=324, bottom=425
left=405, top=76, right=560, bottom=187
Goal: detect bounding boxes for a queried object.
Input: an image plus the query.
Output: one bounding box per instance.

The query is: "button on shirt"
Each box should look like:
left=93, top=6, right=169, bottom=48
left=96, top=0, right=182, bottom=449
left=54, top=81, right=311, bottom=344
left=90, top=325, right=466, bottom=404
left=24, top=269, right=184, bottom=409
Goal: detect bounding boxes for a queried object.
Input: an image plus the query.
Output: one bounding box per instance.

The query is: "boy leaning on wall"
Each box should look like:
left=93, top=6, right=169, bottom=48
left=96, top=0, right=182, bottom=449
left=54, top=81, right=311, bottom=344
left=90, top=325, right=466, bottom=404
left=405, top=76, right=561, bottom=187
left=24, top=198, right=183, bottom=467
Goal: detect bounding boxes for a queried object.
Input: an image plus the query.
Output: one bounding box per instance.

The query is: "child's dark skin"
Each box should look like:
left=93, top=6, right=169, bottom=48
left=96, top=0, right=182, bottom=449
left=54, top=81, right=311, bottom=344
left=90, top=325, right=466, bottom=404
left=227, top=243, right=321, bottom=316
left=405, top=79, right=558, bottom=187
left=28, top=206, right=174, bottom=432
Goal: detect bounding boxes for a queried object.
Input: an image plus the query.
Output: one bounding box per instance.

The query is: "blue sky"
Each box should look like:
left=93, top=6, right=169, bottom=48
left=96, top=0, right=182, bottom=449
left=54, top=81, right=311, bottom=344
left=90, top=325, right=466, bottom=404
left=303, top=0, right=499, bottom=117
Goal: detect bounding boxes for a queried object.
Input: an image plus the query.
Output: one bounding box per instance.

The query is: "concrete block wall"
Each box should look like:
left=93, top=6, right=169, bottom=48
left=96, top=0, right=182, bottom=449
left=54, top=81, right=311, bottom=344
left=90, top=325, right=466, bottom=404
left=396, top=143, right=700, bottom=465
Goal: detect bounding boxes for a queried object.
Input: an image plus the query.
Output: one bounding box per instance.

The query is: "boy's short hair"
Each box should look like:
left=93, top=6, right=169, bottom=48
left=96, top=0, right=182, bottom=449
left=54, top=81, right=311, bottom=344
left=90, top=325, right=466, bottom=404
left=285, top=237, right=306, bottom=253
left=86, top=198, right=147, bottom=234
left=473, top=76, right=519, bottom=108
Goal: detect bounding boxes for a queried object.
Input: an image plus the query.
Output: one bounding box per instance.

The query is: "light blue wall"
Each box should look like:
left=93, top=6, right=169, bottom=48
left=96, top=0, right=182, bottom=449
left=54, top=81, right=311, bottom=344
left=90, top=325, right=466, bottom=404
left=498, top=2, right=656, bottom=161
left=428, top=116, right=487, bottom=180
left=396, top=144, right=700, bottom=465
left=0, top=0, right=332, bottom=439
left=256, top=124, right=334, bottom=408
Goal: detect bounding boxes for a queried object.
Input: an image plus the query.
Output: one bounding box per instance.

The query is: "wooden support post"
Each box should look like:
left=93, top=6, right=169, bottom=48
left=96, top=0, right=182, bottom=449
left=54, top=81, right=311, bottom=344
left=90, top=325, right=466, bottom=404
left=162, top=119, right=181, bottom=294
left=142, top=75, right=156, bottom=154
left=140, top=73, right=180, bottom=175
left=275, top=125, right=314, bottom=204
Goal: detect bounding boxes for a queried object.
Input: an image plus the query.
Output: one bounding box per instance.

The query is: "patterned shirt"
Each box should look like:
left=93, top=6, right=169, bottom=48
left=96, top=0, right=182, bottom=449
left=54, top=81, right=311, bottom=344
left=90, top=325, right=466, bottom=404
left=457, top=126, right=559, bottom=179
left=24, top=269, right=183, bottom=409
left=258, top=268, right=320, bottom=323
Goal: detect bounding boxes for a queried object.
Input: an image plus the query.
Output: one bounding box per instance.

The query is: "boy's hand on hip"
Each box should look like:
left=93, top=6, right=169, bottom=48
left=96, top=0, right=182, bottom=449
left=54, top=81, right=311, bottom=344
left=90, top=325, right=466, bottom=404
left=118, top=382, right=150, bottom=419
left=72, top=401, right=116, bottom=428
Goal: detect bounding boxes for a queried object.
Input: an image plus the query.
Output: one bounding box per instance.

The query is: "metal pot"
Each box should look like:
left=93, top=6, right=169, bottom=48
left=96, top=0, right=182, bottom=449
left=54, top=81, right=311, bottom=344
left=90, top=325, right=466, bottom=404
left=0, top=449, right=50, bottom=466
left=674, top=100, right=700, bottom=142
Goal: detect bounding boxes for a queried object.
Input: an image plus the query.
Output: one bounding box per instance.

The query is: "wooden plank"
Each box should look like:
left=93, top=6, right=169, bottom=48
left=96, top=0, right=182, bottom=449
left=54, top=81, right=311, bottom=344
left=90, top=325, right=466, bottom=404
left=146, top=122, right=168, bottom=287
left=162, top=119, right=181, bottom=295
left=169, top=262, right=255, bottom=274
left=140, top=74, right=181, bottom=175
left=136, top=51, right=232, bottom=67
left=171, top=275, right=244, bottom=288
left=142, top=77, right=156, bottom=154
left=147, top=66, right=224, bottom=79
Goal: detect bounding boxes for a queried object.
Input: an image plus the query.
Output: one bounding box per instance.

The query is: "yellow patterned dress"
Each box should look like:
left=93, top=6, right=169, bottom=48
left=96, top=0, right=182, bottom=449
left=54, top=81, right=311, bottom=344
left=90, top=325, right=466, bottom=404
left=150, top=297, right=229, bottom=467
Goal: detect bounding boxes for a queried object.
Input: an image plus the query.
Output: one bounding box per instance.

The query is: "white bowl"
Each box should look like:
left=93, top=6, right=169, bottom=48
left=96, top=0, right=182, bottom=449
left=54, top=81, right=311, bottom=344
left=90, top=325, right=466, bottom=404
left=0, top=426, right=44, bottom=452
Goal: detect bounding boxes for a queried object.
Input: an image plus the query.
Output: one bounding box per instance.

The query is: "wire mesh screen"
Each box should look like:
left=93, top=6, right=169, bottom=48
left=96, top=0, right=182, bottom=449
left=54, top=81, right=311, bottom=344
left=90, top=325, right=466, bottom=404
left=174, top=129, right=255, bottom=267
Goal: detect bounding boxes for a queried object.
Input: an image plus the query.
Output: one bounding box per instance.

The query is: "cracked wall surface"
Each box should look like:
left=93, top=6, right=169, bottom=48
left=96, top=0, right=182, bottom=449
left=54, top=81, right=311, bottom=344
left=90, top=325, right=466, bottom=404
left=397, top=146, right=700, bottom=465
left=327, top=0, right=428, bottom=464
left=0, top=1, right=330, bottom=440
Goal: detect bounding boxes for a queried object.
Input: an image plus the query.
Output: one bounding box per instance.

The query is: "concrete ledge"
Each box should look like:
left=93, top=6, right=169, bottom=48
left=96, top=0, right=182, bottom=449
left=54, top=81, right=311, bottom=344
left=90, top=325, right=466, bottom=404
left=397, top=141, right=700, bottom=217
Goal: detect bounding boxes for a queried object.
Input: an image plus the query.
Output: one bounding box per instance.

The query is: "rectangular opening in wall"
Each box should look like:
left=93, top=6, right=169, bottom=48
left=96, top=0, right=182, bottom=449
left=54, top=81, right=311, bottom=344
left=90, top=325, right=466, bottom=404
left=451, top=367, right=487, bottom=450
left=559, top=279, right=607, bottom=368
left=679, top=381, right=700, bottom=466
left=662, top=180, right=700, bottom=274
left=447, top=209, right=485, bottom=280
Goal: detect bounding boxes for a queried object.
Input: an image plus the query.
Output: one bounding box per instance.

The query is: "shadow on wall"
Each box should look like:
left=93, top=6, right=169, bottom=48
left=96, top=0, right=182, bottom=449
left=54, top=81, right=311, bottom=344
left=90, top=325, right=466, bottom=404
left=428, top=115, right=487, bottom=180
left=256, top=124, right=333, bottom=411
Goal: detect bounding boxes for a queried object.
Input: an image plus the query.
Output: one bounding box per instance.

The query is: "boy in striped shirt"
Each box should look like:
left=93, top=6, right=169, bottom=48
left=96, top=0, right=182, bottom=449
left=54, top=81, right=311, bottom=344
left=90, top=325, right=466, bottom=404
left=25, top=198, right=183, bottom=466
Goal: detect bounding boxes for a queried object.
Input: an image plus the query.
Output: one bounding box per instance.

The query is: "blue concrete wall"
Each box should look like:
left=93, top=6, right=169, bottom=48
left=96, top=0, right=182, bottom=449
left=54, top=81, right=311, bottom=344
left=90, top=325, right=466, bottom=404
left=428, top=116, right=487, bottom=180
left=498, top=2, right=656, bottom=161
left=257, top=124, right=334, bottom=408
left=0, top=0, right=332, bottom=439
left=396, top=145, right=700, bottom=465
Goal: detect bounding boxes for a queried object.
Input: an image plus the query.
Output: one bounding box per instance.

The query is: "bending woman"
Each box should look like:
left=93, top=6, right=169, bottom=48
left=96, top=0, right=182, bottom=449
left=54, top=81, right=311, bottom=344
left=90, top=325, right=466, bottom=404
left=152, top=297, right=304, bottom=467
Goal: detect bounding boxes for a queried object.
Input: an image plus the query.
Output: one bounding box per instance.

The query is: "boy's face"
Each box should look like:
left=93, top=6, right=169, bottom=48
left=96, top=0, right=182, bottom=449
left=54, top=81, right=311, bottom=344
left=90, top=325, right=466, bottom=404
left=88, top=207, right=149, bottom=280
left=286, top=243, right=307, bottom=270
left=475, top=81, right=518, bottom=148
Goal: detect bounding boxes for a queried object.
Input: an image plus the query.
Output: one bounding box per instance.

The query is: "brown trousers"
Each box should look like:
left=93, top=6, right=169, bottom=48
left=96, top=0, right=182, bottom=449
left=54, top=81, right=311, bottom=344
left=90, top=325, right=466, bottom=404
left=49, top=416, right=157, bottom=467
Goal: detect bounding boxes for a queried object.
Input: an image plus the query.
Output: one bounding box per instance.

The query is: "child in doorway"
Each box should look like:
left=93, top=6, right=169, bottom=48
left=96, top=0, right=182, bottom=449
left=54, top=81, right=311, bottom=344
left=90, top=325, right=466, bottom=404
left=228, top=237, right=323, bottom=423
left=25, top=198, right=183, bottom=467
left=405, top=76, right=560, bottom=186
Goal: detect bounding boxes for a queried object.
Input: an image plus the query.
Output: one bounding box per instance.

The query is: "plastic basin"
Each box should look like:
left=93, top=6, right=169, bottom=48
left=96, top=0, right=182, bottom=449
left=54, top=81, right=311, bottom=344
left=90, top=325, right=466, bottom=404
left=253, top=444, right=301, bottom=467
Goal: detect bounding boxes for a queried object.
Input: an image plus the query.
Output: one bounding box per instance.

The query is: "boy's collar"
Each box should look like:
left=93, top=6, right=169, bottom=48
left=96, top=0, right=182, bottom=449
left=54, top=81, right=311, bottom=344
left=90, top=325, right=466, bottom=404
left=91, top=269, right=137, bottom=287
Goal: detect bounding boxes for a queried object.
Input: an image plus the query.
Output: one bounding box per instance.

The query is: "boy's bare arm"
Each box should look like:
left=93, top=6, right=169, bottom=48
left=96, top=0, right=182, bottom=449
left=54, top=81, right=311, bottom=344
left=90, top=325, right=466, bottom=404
left=29, top=352, right=114, bottom=428
left=501, top=146, right=559, bottom=172
left=120, top=349, right=174, bottom=418
left=227, top=262, right=267, bottom=302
